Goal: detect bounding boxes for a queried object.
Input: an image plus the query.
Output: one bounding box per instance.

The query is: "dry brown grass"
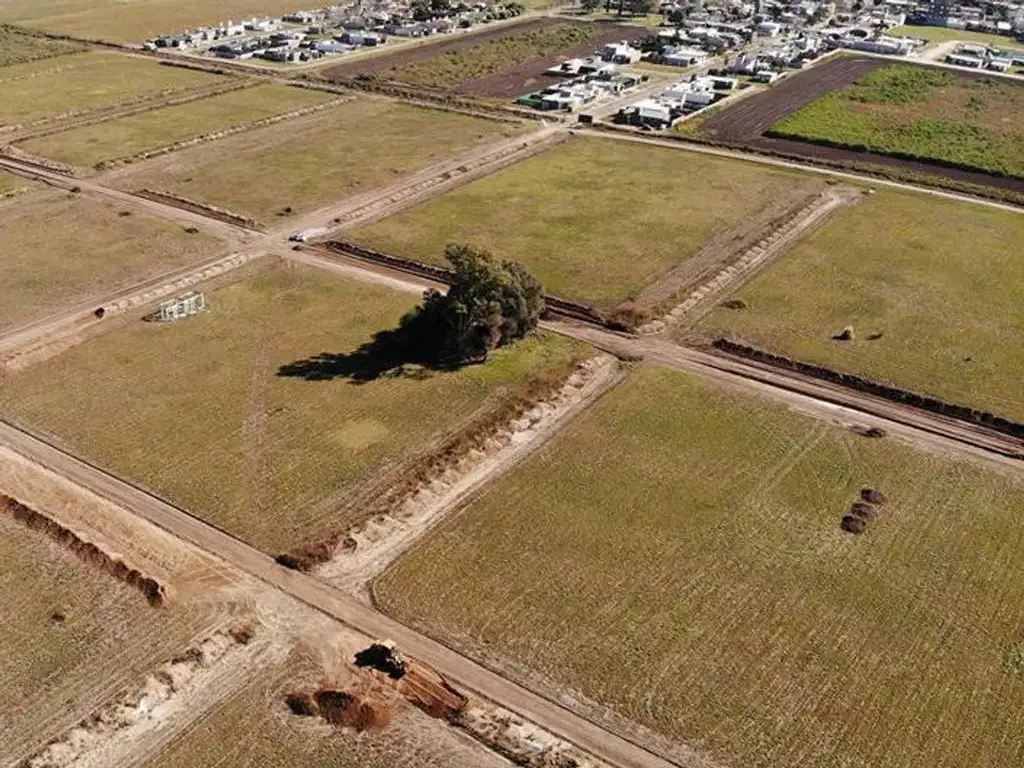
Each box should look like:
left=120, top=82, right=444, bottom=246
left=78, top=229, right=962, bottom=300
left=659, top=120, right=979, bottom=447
left=0, top=52, right=220, bottom=127
left=378, top=365, right=1024, bottom=768
left=0, top=514, right=215, bottom=762
left=113, top=98, right=524, bottom=222
left=0, top=264, right=588, bottom=554
left=692, top=188, right=1024, bottom=420
left=349, top=137, right=823, bottom=309
left=0, top=190, right=220, bottom=332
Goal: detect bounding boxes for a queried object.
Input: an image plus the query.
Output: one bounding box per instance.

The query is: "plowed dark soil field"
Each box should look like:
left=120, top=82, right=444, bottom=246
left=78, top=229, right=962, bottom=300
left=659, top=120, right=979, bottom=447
left=697, top=55, right=1024, bottom=196
left=323, top=19, right=646, bottom=98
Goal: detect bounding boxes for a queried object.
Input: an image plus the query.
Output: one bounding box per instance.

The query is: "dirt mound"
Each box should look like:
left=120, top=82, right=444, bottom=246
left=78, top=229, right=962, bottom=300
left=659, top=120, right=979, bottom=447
left=849, top=501, right=876, bottom=520
left=851, top=425, right=887, bottom=438
left=861, top=488, right=887, bottom=505
left=1, top=494, right=167, bottom=605
left=312, top=690, right=391, bottom=730
left=712, top=338, right=1024, bottom=439
left=285, top=692, right=318, bottom=716
left=841, top=515, right=867, bottom=534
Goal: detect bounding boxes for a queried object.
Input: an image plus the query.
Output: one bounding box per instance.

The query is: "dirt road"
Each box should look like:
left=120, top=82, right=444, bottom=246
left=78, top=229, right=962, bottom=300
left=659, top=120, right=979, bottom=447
left=0, top=419, right=682, bottom=768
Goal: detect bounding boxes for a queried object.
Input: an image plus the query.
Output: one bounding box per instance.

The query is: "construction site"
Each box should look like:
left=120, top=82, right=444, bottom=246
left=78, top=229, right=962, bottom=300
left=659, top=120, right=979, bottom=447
left=0, top=3, right=1022, bottom=768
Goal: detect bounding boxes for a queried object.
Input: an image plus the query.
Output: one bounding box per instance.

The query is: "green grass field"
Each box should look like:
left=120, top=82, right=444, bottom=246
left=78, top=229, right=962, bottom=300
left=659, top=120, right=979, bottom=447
left=770, top=65, right=1024, bottom=178
left=19, top=84, right=337, bottom=168
left=692, top=189, right=1024, bottom=420
left=379, top=23, right=610, bottom=89
left=0, top=514, right=211, bottom=761
left=0, top=52, right=220, bottom=127
left=0, top=192, right=219, bottom=332
left=0, top=265, right=588, bottom=554
left=0, top=25, right=87, bottom=68
left=378, top=365, right=1024, bottom=768
left=0, top=0, right=303, bottom=43
left=890, top=24, right=1024, bottom=51
left=349, top=137, right=822, bottom=308
left=116, top=98, right=522, bottom=222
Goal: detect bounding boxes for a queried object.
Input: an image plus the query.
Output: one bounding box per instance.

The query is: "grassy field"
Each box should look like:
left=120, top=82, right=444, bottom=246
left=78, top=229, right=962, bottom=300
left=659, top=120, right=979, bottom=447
left=692, top=189, right=1024, bottom=420
left=143, top=656, right=509, bottom=768
left=770, top=65, right=1024, bottom=178
left=116, top=99, right=522, bottom=222
left=0, top=25, right=87, bottom=67
left=379, top=23, right=610, bottom=89
left=378, top=365, right=1024, bottom=768
left=349, top=137, right=822, bottom=308
left=0, top=52, right=220, bottom=127
left=890, top=24, right=1024, bottom=51
left=0, top=265, right=588, bottom=554
left=0, top=515, right=212, bottom=762
left=19, top=84, right=338, bottom=168
left=0, top=0, right=303, bottom=43
left=0, top=192, right=219, bottom=332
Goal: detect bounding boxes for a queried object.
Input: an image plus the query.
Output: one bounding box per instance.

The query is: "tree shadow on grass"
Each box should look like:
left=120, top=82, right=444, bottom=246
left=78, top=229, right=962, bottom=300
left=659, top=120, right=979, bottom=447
left=276, top=325, right=469, bottom=384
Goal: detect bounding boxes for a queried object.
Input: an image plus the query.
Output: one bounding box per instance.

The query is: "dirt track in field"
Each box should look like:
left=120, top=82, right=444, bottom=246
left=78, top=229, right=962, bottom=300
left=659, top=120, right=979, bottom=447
left=322, top=19, right=646, bottom=98
left=698, top=55, right=1024, bottom=195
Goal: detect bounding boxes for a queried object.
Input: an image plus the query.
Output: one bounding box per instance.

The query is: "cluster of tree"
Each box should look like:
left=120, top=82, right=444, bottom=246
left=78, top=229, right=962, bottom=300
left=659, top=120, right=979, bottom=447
left=407, top=0, right=525, bottom=22
left=403, top=244, right=545, bottom=364
left=580, top=0, right=660, bottom=16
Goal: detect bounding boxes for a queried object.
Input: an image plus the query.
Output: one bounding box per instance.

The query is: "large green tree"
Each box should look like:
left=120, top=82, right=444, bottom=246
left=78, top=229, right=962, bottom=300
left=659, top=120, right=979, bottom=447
left=407, top=244, right=545, bottom=364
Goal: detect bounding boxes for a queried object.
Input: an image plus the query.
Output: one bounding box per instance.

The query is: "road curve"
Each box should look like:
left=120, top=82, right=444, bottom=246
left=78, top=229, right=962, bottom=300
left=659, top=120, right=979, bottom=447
left=0, top=420, right=685, bottom=768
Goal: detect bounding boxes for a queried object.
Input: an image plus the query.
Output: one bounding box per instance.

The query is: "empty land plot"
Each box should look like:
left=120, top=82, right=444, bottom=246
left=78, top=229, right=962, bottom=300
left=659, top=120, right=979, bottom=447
left=0, top=0, right=302, bottom=44
left=0, top=25, right=87, bottom=68
left=0, top=515, right=213, bottom=762
left=889, top=24, right=1024, bottom=51
left=0, top=52, right=221, bottom=127
left=18, top=84, right=338, bottom=168
left=691, top=189, right=1024, bottom=420
left=0, top=264, right=588, bottom=554
left=769, top=64, right=1024, bottom=179
left=113, top=98, right=523, bottom=222
left=326, top=19, right=646, bottom=99
left=696, top=55, right=1024, bottom=197
left=349, top=137, right=822, bottom=308
left=143, top=656, right=509, bottom=768
left=329, top=20, right=610, bottom=93
left=378, top=365, right=1024, bottom=768
left=0, top=192, right=219, bottom=332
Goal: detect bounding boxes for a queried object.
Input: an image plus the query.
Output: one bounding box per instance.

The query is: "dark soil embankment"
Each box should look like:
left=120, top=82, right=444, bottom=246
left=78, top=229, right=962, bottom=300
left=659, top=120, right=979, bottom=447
left=713, top=338, right=1024, bottom=439
left=0, top=494, right=167, bottom=605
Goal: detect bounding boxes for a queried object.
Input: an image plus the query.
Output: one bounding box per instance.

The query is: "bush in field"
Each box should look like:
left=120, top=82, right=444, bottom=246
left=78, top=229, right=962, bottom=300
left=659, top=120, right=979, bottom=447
left=411, top=244, right=545, bottom=363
